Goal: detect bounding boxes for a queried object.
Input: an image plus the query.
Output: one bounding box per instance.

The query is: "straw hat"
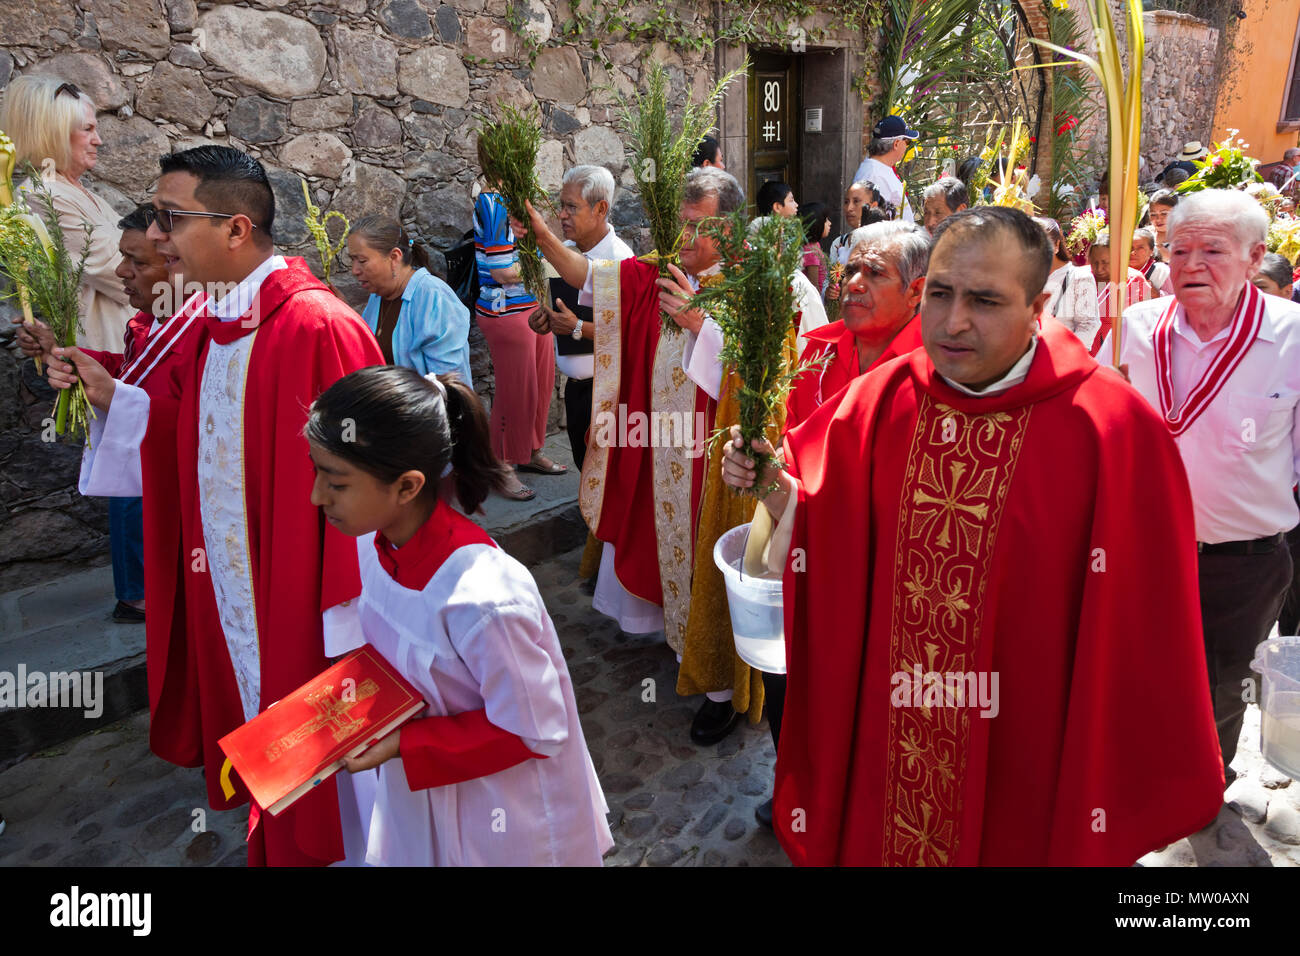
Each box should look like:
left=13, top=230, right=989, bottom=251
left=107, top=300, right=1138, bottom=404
left=1178, top=141, right=1209, bottom=161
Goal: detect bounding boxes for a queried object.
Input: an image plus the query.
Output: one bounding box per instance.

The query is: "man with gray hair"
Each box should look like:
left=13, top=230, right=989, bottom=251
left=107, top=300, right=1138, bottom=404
left=852, top=115, right=919, bottom=223
left=1108, top=187, right=1300, bottom=788
left=786, top=221, right=929, bottom=431
left=526, top=164, right=633, bottom=470
left=921, top=176, right=968, bottom=235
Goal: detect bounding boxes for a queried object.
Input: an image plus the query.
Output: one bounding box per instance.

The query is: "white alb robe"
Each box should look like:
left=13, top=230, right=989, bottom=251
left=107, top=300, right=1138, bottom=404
left=354, top=531, right=613, bottom=866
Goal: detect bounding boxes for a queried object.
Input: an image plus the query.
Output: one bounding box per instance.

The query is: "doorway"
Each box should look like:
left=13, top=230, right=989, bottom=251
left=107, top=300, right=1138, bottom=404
left=749, top=52, right=800, bottom=214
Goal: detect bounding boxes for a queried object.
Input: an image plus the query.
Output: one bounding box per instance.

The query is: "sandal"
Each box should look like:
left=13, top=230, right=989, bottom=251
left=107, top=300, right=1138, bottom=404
left=518, top=455, right=568, bottom=475
left=498, top=482, right=536, bottom=501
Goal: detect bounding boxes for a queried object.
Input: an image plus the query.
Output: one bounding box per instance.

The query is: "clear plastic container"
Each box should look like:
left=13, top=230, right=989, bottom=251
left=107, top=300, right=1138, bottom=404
left=713, top=523, right=786, bottom=675
left=1250, top=636, right=1300, bottom=781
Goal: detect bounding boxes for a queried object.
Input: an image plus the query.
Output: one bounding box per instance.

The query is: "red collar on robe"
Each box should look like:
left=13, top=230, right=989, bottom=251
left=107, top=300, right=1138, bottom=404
left=373, top=499, right=497, bottom=591
left=910, top=318, right=1094, bottom=413
left=121, top=310, right=155, bottom=364
left=788, top=316, right=924, bottom=431
left=804, top=314, right=923, bottom=371
left=205, top=257, right=332, bottom=345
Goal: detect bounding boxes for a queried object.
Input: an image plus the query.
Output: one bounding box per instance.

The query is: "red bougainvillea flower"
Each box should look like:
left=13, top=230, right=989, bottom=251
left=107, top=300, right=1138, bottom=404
left=1056, top=115, right=1079, bottom=136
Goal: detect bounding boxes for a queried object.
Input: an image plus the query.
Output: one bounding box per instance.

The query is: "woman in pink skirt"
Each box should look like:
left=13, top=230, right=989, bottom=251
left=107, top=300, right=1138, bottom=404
left=472, top=168, right=565, bottom=501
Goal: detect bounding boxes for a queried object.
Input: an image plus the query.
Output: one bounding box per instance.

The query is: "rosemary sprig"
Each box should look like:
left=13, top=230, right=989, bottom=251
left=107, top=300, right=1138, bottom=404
left=477, top=103, right=549, bottom=304
left=0, top=171, right=95, bottom=444
left=611, top=59, right=747, bottom=332
left=691, top=211, right=820, bottom=494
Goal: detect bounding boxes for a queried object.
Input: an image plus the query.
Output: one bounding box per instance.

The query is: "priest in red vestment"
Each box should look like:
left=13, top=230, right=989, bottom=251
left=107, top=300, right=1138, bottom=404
left=786, top=220, right=929, bottom=432
left=723, top=206, right=1224, bottom=865
left=46, top=146, right=383, bottom=867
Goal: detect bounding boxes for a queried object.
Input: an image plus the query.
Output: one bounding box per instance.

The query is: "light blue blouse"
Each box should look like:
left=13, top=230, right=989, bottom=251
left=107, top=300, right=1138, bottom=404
left=362, top=267, right=473, bottom=387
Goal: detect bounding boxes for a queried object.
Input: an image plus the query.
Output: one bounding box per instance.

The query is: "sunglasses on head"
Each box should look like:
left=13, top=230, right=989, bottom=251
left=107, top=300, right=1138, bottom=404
left=55, top=82, right=83, bottom=100
left=144, top=206, right=261, bottom=234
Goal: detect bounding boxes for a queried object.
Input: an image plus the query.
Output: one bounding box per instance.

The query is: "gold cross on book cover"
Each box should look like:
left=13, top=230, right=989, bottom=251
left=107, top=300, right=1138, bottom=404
left=219, top=646, right=425, bottom=816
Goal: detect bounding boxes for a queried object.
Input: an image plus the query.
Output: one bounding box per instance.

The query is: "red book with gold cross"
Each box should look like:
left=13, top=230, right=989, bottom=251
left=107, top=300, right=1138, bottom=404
left=218, top=645, right=425, bottom=816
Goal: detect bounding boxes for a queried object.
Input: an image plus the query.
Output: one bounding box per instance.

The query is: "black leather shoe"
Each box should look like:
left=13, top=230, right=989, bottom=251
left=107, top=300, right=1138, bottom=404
left=755, top=798, right=773, bottom=829
left=112, top=601, right=145, bottom=623
left=690, top=698, right=741, bottom=745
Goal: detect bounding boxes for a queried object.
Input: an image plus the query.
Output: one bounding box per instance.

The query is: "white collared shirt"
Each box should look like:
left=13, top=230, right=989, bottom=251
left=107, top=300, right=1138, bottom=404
left=558, top=227, right=634, bottom=380
left=1112, top=289, right=1300, bottom=543
left=940, top=336, right=1038, bottom=397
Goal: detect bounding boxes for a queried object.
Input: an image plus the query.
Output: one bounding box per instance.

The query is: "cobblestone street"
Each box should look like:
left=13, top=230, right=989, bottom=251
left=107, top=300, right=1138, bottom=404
left=0, top=543, right=1295, bottom=867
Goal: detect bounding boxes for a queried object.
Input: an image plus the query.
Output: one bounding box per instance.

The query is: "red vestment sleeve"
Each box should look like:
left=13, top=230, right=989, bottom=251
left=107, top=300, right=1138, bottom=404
left=80, top=348, right=125, bottom=379
left=139, top=333, right=204, bottom=768
left=305, top=298, right=385, bottom=615
left=399, top=709, right=544, bottom=790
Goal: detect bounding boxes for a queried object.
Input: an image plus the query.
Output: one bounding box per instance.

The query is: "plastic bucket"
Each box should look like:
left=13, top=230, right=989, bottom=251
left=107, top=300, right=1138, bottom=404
left=713, top=523, right=786, bottom=675
left=1251, top=636, right=1300, bottom=781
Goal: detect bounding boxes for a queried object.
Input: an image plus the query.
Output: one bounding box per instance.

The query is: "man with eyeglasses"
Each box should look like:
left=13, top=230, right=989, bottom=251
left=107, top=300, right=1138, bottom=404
left=526, top=165, right=633, bottom=471
left=44, top=145, right=384, bottom=868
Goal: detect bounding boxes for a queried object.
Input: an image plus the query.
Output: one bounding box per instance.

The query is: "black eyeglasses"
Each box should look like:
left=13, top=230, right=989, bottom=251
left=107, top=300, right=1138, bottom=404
left=55, top=82, right=83, bottom=100
left=144, top=207, right=260, bottom=234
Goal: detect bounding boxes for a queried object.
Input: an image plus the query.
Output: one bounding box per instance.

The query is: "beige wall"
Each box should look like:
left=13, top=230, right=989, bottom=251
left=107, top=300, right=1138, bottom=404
left=1213, top=0, right=1300, bottom=163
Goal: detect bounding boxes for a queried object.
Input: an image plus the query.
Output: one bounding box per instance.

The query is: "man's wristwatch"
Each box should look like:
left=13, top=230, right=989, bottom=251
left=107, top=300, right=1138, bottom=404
left=571, top=321, right=583, bottom=341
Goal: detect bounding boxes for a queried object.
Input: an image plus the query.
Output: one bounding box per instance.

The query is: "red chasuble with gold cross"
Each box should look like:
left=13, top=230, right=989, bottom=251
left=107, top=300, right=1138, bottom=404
left=775, top=320, right=1223, bottom=866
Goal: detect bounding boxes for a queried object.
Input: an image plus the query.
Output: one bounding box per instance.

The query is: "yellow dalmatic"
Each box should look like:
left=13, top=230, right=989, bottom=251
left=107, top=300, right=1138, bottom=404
left=676, top=327, right=799, bottom=721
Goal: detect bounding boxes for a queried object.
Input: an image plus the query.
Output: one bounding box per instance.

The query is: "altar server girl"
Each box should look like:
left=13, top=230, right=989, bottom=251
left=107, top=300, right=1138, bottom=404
left=306, top=366, right=613, bottom=866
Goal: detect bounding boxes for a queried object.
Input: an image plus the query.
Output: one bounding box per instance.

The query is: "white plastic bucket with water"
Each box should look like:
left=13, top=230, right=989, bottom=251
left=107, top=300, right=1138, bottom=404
left=1251, top=636, right=1300, bottom=781
left=713, top=523, right=786, bottom=675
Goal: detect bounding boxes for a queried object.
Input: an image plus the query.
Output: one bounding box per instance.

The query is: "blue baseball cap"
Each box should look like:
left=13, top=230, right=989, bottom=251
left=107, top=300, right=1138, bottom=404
left=872, top=115, right=920, bottom=139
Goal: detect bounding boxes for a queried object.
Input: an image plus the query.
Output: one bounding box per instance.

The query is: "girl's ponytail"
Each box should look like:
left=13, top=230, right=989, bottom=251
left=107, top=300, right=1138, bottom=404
left=438, top=373, right=511, bottom=514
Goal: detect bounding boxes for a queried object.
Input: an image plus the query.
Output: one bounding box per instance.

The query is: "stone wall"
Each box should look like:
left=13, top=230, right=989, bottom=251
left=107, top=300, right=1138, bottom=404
left=1060, top=1, right=1221, bottom=188
left=1140, top=9, right=1220, bottom=175
left=0, top=0, right=725, bottom=588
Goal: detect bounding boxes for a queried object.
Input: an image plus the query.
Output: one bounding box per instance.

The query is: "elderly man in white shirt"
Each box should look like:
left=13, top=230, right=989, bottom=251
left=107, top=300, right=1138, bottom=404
left=1105, top=188, right=1300, bottom=786
left=527, top=164, right=634, bottom=470
left=852, top=115, right=919, bottom=224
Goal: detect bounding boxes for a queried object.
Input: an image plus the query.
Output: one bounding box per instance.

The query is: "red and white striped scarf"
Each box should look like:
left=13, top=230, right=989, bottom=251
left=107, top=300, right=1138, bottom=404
left=118, top=289, right=207, bottom=388
left=1153, top=282, right=1265, bottom=436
